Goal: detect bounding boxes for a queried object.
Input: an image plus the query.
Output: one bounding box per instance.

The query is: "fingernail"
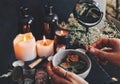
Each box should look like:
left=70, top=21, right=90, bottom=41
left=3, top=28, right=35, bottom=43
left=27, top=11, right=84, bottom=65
left=53, top=66, right=59, bottom=71
left=90, top=47, right=95, bottom=53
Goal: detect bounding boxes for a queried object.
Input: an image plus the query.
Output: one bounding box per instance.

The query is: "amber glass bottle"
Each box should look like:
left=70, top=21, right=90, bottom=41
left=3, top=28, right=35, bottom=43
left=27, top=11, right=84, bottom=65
left=18, top=7, right=34, bottom=34
left=43, top=5, right=59, bottom=39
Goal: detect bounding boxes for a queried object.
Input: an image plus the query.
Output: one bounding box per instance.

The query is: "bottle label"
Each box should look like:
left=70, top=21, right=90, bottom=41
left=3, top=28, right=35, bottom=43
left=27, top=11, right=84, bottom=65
left=23, top=24, right=31, bottom=33
left=44, top=22, right=55, bottom=39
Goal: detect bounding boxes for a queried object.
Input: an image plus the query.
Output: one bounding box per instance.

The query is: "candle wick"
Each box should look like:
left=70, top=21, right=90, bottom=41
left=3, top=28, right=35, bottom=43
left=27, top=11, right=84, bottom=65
left=44, top=42, right=47, bottom=45
left=43, top=35, right=47, bottom=45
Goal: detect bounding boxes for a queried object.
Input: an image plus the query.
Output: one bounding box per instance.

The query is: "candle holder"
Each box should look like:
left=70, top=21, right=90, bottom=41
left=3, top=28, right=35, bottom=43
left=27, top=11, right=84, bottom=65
left=54, top=29, right=71, bottom=53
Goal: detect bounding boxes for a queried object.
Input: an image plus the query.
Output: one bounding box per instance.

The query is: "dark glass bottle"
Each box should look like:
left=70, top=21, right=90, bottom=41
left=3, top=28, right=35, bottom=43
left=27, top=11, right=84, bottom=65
left=43, top=5, right=59, bottom=40
left=18, top=7, right=34, bottom=34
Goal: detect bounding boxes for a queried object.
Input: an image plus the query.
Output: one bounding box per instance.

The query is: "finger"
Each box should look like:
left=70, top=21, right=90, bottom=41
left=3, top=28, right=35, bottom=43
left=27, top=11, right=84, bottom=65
left=53, top=66, right=68, bottom=77
left=47, top=62, right=70, bottom=84
left=91, top=38, right=110, bottom=49
left=46, top=61, right=53, bottom=77
left=53, top=66, right=81, bottom=81
left=53, top=66, right=88, bottom=84
left=51, top=74, right=70, bottom=84
left=89, top=47, right=110, bottom=60
left=53, top=66, right=78, bottom=81
left=101, top=47, right=112, bottom=52
left=92, top=38, right=120, bottom=49
left=89, top=47, right=108, bottom=65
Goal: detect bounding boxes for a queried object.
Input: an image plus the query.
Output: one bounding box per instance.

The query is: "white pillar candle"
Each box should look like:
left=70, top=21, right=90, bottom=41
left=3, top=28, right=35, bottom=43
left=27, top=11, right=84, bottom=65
left=36, top=35, right=54, bottom=57
left=13, top=32, right=37, bottom=61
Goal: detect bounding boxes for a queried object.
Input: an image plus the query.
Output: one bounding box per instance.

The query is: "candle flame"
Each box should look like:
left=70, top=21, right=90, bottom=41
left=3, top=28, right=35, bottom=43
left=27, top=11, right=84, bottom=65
left=60, top=30, right=64, bottom=35
left=43, top=35, right=47, bottom=45
left=23, top=36, right=26, bottom=41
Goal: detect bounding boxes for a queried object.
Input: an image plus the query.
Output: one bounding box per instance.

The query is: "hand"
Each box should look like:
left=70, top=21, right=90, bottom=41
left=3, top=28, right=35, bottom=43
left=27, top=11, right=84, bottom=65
left=47, top=61, right=88, bottom=84
left=88, top=38, right=120, bottom=66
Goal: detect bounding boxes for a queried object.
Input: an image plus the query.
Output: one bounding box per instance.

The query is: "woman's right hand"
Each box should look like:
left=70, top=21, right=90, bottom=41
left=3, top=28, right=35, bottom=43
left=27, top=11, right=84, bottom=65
left=88, top=38, right=120, bottom=66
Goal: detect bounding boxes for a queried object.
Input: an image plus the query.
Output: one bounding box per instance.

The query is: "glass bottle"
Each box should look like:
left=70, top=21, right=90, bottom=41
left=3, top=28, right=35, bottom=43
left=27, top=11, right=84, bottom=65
left=43, top=5, right=59, bottom=40
left=18, top=7, right=34, bottom=34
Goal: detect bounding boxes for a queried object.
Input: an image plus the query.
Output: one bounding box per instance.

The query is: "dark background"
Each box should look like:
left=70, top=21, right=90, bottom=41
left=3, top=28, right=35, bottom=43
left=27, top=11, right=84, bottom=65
left=0, top=0, right=77, bottom=72
left=0, top=0, right=120, bottom=84
left=0, top=0, right=78, bottom=83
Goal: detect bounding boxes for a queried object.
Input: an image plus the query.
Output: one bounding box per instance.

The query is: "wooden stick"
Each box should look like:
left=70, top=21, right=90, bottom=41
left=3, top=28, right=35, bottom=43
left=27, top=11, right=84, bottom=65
left=29, top=58, right=42, bottom=69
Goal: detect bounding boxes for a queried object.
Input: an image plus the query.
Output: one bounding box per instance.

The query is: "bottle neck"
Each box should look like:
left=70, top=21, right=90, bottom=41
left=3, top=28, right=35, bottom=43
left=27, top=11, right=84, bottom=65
left=49, top=6, right=53, bottom=15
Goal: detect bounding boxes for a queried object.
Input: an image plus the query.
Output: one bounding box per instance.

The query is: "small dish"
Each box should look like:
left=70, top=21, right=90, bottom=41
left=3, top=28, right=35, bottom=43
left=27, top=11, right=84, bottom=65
left=52, top=49, right=92, bottom=79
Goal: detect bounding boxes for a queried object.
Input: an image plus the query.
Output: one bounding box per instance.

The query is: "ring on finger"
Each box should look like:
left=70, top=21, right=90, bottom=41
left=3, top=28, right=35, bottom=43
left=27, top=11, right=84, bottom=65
left=63, top=71, right=67, bottom=78
left=50, top=74, right=54, bottom=79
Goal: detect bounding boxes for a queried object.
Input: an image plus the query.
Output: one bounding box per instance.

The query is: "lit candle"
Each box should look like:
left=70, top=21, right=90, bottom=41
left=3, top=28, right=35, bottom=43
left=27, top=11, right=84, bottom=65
left=55, top=30, right=69, bottom=36
left=13, top=32, right=37, bottom=61
left=55, top=29, right=70, bottom=52
left=36, top=35, right=54, bottom=57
